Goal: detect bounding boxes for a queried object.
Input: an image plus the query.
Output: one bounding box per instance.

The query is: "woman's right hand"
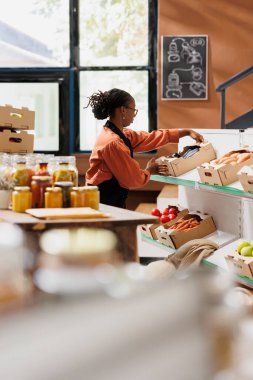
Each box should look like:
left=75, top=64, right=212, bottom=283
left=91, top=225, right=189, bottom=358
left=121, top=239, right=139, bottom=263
left=145, top=157, right=159, bottom=175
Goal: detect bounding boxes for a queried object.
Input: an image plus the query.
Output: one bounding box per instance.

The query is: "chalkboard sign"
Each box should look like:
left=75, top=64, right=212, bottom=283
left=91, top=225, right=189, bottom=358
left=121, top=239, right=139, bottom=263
left=161, top=35, right=208, bottom=100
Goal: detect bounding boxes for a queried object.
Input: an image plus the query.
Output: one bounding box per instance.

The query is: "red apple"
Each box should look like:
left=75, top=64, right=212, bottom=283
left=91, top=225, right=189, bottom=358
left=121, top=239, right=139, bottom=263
left=160, top=214, right=171, bottom=223
left=151, top=208, right=161, bottom=217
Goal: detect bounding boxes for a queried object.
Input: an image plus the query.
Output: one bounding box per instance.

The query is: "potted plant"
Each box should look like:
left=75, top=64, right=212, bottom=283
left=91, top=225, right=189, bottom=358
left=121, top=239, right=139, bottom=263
left=0, top=173, right=16, bottom=209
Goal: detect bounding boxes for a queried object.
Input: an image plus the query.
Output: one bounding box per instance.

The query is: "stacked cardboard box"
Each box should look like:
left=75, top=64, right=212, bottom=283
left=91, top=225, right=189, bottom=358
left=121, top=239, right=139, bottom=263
left=0, top=105, right=35, bottom=153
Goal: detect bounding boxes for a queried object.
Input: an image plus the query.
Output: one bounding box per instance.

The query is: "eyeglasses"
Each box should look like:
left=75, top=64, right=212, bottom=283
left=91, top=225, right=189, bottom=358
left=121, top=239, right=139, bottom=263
left=126, top=106, right=138, bottom=116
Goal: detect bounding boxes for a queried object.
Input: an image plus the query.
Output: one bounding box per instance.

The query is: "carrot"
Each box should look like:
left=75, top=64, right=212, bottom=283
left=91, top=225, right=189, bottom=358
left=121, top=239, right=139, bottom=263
left=220, top=157, right=236, bottom=164
left=237, top=153, right=251, bottom=164
left=183, top=226, right=199, bottom=231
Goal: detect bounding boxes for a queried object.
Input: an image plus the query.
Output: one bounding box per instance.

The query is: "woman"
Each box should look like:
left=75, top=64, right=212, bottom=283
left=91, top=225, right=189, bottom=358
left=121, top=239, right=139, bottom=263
left=85, top=88, right=203, bottom=208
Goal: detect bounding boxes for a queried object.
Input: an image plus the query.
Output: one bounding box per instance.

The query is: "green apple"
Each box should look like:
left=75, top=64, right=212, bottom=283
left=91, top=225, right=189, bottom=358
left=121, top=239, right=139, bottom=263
left=237, top=241, right=250, bottom=254
left=240, top=246, right=253, bottom=256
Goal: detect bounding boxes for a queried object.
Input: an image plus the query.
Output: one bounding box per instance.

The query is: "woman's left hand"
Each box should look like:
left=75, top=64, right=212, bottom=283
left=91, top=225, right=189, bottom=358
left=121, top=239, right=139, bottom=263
left=189, top=130, right=204, bottom=143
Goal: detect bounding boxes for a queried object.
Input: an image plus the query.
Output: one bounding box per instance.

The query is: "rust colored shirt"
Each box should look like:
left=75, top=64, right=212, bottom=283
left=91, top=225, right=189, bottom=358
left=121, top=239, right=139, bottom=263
left=86, top=126, right=179, bottom=189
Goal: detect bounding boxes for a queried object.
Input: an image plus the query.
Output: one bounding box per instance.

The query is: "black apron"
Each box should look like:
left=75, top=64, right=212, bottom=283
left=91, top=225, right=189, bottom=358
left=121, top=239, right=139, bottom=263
left=98, top=121, right=133, bottom=209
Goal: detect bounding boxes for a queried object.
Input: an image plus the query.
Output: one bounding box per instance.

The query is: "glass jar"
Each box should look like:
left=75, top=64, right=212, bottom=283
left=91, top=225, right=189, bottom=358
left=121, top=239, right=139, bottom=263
left=26, top=155, right=36, bottom=184
left=44, top=187, right=63, bottom=208
left=35, top=157, right=50, bottom=176
left=69, top=156, right=78, bottom=186
left=52, top=157, right=77, bottom=185
left=12, top=186, right=32, bottom=213
left=11, top=156, right=30, bottom=186
left=70, top=187, right=86, bottom=207
left=54, top=181, right=73, bottom=208
left=83, top=186, right=100, bottom=210
left=31, top=176, right=52, bottom=208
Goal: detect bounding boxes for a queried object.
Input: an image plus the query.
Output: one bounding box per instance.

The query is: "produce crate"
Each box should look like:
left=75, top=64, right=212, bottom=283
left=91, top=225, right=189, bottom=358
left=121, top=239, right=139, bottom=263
left=225, top=251, right=253, bottom=280
left=140, top=206, right=188, bottom=240
left=156, top=211, right=216, bottom=249
left=197, top=149, right=253, bottom=186
left=156, top=142, right=216, bottom=177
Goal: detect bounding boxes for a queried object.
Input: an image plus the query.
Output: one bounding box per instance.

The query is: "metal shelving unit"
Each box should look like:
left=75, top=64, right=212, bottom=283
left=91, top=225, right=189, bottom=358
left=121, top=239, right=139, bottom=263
left=140, top=129, right=253, bottom=288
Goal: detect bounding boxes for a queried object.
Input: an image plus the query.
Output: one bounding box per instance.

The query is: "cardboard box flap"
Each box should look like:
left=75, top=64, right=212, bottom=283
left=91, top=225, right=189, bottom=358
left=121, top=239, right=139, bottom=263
left=0, top=104, right=35, bottom=130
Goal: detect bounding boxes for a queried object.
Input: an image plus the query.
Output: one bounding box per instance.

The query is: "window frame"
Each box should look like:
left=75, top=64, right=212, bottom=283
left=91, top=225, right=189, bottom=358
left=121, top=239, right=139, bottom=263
left=0, top=0, right=158, bottom=155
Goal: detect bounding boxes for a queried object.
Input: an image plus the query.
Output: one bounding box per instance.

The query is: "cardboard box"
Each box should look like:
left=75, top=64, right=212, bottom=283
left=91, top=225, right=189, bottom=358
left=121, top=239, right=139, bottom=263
left=140, top=206, right=188, bottom=240
left=0, top=105, right=35, bottom=131
left=237, top=165, right=253, bottom=193
left=156, top=142, right=216, bottom=177
left=225, top=251, right=253, bottom=279
left=155, top=211, right=216, bottom=249
left=197, top=149, right=253, bottom=186
left=0, top=129, right=34, bottom=153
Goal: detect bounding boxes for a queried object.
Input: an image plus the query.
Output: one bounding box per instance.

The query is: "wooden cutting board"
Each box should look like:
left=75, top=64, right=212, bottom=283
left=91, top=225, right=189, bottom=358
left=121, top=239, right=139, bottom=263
left=25, top=207, right=111, bottom=220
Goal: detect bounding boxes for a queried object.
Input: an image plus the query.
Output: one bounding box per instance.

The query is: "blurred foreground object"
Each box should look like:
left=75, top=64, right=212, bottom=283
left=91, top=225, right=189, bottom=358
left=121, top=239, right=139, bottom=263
left=0, top=223, right=32, bottom=310
left=0, top=275, right=213, bottom=380
left=35, top=227, right=120, bottom=295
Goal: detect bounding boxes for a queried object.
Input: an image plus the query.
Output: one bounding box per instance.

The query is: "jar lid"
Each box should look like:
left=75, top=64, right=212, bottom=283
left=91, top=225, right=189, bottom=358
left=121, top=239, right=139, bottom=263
left=32, top=176, right=52, bottom=181
left=71, top=187, right=85, bottom=192
left=14, top=186, right=30, bottom=191
left=83, top=186, right=98, bottom=191
left=46, top=187, right=62, bottom=192
left=54, top=181, right=74, bottom=187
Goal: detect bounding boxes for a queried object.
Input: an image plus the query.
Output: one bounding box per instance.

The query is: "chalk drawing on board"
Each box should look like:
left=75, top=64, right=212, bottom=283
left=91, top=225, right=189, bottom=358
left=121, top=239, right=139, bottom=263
left=162, top=35, right=208, bottom=100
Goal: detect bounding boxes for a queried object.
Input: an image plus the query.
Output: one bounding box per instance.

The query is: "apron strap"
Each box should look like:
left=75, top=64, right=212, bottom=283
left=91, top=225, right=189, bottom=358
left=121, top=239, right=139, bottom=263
left=105, top=120, right=133, bottom=158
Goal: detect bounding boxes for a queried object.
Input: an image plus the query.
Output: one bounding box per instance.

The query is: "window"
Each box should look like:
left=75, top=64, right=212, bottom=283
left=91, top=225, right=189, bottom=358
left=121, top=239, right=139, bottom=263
left=0, top=0, right=157, bottom=154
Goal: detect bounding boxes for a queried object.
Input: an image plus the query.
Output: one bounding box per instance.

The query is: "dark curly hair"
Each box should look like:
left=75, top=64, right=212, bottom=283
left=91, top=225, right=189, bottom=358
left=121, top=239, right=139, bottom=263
left=84, top=88, right=133, bottom=120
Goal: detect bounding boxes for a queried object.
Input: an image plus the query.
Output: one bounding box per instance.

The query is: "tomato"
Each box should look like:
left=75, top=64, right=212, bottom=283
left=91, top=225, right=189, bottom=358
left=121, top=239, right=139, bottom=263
left=168, top=207, right=178, bottom=215
left=168, top=213, right=177, bottom=221
left=151, top=208, right=161, bottom=217
left=160, top=214, right=171, bottom=223
left=162, top=208, right=170, bottom=215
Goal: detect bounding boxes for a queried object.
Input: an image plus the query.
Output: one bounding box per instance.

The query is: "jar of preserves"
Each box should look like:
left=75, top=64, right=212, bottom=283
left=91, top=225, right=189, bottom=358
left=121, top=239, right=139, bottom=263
left=31, top=176, right=52, bottom=208
left=45, top=187, right=63, bottom=208
left=52, top=157, right=77, bottom=185
left=83, top=186, right=99, bottom=210
left=35, top=159, right=50, bottom=176
left=70, top=187, right=86, bottom=207
left=54, top=181, right=73, bottom=208
left=12, top=186, right=32, bottom=213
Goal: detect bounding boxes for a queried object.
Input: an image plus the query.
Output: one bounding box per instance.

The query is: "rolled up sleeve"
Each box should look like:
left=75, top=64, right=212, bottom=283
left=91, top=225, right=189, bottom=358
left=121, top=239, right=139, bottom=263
left=103, top=141, right=150, bottom=189
left=124, top=128, right=179, bottom=153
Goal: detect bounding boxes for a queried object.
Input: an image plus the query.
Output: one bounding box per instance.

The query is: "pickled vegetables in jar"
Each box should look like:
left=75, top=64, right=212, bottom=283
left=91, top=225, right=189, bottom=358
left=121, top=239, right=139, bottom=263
left=53, top=162, right=76, bottom=184
left=54, top=181, right=73, bottom=208
left=12, top=161, right=30, bottom=186
left=12, top=186, right=32, bottom=213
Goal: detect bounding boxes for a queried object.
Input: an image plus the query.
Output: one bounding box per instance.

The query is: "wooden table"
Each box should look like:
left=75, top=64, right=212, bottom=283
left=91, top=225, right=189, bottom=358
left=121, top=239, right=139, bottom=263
left=0, top=204, right=158, bottom=262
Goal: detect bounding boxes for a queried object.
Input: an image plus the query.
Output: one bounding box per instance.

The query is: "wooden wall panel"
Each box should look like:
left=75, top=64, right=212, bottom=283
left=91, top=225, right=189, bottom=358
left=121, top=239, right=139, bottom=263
left=158, top=0, right=253, bottom=131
